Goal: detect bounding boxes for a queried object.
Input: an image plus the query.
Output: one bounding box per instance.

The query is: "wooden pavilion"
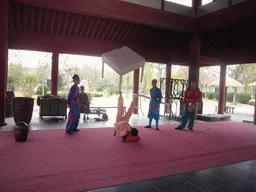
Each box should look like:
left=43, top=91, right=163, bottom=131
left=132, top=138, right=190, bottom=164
left=0, top=0, right=256, bottom=125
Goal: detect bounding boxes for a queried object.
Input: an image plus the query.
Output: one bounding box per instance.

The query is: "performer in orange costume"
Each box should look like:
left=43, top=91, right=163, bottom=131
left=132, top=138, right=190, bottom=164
left=175, top=78, right=202, bottom=131
left=114, top=93, right=140, bottom=142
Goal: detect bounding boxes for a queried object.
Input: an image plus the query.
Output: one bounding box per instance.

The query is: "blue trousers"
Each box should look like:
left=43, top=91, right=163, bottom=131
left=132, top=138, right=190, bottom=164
left=179, top=108, right=196, bottom=129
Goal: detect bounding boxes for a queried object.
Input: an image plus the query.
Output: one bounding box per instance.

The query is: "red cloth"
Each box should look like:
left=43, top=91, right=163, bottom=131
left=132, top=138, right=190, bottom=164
left=79, top=93, right=89, bottom=104
left=5, top=93, right=8, bottom=99
left=126, top=135, right=140, bottom=142
left=183, top=87, right=202, bottom=108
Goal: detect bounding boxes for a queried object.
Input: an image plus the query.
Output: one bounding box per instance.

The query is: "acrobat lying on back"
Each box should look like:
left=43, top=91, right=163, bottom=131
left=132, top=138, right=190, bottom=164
left=114, top=93, right=140, bottom=142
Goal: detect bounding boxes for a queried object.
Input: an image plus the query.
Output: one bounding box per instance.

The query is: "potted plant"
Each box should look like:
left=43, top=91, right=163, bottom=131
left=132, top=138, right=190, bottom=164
left=12, top=76, right=36, bottom=125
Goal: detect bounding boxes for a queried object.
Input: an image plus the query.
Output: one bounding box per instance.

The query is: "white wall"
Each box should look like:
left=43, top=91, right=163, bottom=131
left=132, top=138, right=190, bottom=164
left=120, top=0, right=161, bottom=10
left=165, top=1, right=195, bottom=17
left=197, top=0, right=230, bottom=17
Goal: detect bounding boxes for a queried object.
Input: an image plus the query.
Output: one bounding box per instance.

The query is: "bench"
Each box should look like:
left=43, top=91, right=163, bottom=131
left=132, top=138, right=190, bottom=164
left=215, top=105, right=235, bottom=113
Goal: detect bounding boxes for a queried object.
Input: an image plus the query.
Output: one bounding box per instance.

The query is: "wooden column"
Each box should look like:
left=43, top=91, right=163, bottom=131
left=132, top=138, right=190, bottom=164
left=51, top=51, right=59, bottom=95
left=254, top=85, right=256, bottom=124
left=165, top=64, right=171, bottom=114
left=189, top=33, right=201, bottom=85
left=218, top=64, right=226, bottom=114
left=133, top=69, right=139, bottom=114
left=0, top=0, right=8, bottom=126
left=189, top=33, right=201, bottom=120
left=192, top=0, right=202, bottom=18
left=192, top=0, right=202, bottom=7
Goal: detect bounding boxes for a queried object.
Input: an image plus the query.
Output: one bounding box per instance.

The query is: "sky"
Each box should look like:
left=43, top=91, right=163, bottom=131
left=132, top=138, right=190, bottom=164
left=20, top=50, right=103, bottom=69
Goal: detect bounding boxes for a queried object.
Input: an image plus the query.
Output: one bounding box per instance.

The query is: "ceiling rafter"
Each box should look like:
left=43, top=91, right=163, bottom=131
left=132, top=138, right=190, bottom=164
left=59, top=11, right=68, bottom=35
left=90, top=17, right=102, bottom=39
left=84, top=16, right=96, bottom=38
left=120, top=23, right=134, bottom=43
left=111, top=22, right=125, bottom=42
left=72, top=14, right=82, bottom=37
left=101, top=19, right=112, bottom=40
left=133, top=25, right=148, bottom=45
left=62, top=12, right=71, bottom=36
left=77, top=15, right=88, bottom=38
left=138, top=27, right=154, bottom=45
left=36, top=7, right=43, bottom=33
left=43, top=8, right=50, bottom=34
left=105, top=20, right=118, bottom=41
left=15, top=3, right=21, bottom=31
left=49, top=9, right=56, bottom=35
left=130, top=25, right=144, bottom=44
left=55, top=11, right=63, bottom=35
left=8, top=3, right=14, bottom=31
left=142, top=27, right=159, bottom=46
left=115, top=22, right=129, bottom=42
left=126, top=24, right=140, bottom=44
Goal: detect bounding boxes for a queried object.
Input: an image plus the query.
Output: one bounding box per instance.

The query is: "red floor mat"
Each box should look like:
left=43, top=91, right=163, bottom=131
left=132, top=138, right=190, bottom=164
left=1, top=121, right=256, bottom=191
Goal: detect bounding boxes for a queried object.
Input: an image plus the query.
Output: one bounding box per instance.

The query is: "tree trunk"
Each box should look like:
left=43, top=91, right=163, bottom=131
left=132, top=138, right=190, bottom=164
left=233, top=88, right=237, bottom=104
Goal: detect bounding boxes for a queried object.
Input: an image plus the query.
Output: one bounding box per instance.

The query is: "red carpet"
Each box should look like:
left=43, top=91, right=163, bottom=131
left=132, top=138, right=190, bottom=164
left=1, top=121, right=256, bottom=191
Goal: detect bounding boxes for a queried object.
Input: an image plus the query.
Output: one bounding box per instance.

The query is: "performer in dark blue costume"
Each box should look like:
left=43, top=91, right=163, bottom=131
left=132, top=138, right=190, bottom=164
left=66, top=74, right=80, bottom=135
left=145, top=79, right=162, bottom=130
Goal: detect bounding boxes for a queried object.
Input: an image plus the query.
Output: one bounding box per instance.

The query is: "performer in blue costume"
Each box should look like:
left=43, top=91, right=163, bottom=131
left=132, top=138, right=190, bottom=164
left=66, top=74, right=80, bottom=135
left=145, top=79, right=162, bottom=130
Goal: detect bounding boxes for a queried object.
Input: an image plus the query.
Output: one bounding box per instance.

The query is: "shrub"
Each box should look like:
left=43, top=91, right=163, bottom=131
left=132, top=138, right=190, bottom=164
left=226, top=92, right=234, bottom=102
left=248, top=100, right=255, bottom=105
left=214, top=92, right=219, bottom=100
left=37, top=85, right=50, bottom=95
left=237, top=92, right=251, bottom=104
left=207, top=92, right=214, bottom=100
left=96, top=87, right=103, bottom=92
left=86, top=92, right=93, bottom=102
left=91, top=92, right=103, bottom=97
left=201, top=92, right=206, bottom=98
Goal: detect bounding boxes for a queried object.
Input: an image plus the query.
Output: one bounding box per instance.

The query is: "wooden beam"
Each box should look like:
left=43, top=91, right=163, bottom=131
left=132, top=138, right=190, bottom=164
left=8, top=30, right=174, bottom=64
left=13, top=0, right=194, bottom=32
left=200, top=56, right=222, bottom=65
left=197, top=0, right=256, bottom=32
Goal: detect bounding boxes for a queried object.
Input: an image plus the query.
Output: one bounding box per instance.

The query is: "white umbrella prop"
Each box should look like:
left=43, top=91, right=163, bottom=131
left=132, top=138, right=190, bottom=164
left=102, top=46, right=145, bottom=93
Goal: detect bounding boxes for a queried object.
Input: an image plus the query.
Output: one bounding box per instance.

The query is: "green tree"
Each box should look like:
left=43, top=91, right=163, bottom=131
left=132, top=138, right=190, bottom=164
left=58, top=75, right=65, bottom=91
left=20, top=75, right=38, bottom=97
left=59, top=54, right=79, bottom=93
left=228, top=64, right=256, bottom=104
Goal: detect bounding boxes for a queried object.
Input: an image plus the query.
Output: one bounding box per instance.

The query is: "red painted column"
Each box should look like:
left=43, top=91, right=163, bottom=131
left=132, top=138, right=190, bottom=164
left=51, top=51, right=59, bottom=95
left=218, top=64, right=226, bottom=114
left=192, top=0, right=202, bottom=7
left=189, top=33, right=201, bottom=120
left=192, top=0, right=202, bottom=18
left=0, top=0, right=8, bottom=126
left=133, top=69, right=139, bottom=114
left=254, top=85, right=256, bottom=124
left=165, top=64, right=171, bottom=114
left=188, top=33, right=201, bottom=85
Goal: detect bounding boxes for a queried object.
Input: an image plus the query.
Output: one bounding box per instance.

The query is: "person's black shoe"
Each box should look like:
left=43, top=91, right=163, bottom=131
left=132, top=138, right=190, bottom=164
left=156, top=127, right=159, bottom=130
left=66, top=131, right=73, bottom=135
left=175, top=127, right=183, bottom=130
left=145, top=125, right=151, bottom=128
left=73, top=129, right=80, bottom=132
left=188, top=128, right=193, bottom=131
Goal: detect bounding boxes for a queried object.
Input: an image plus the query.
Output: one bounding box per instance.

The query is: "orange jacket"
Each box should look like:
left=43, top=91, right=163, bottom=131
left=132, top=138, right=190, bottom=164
left=183, top=87, right=202, bottom=108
